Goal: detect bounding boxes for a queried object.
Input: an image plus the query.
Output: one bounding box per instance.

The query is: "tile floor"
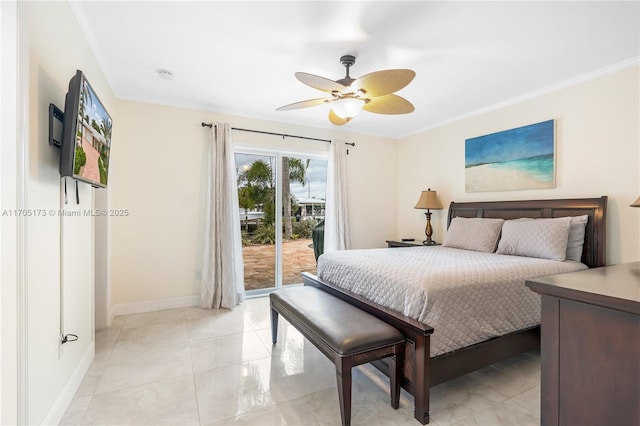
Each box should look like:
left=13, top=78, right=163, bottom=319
left=60, top=296, right=541, bottom=425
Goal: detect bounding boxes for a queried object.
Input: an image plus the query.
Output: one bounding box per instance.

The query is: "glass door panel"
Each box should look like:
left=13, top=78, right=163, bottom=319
left=281, top=156, right=327, bottom=286
left=236, top=153, right=277, bottom=292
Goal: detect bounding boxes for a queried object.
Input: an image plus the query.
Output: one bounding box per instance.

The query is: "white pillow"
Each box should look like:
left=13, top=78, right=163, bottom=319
left=502, top=215, right=588, bottom=262
left=443, top=217, right=505, bottom=253
left=566, top=215, right=588, bottom=262
left=496, top=217, right=572, bottom=261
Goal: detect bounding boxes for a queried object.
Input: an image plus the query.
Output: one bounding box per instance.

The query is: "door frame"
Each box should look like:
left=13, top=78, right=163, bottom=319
left=234, top=145, right=327, bottom=296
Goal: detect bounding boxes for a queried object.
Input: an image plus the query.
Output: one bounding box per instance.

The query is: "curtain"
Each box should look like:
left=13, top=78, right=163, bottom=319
left=324, top=139, right=351, bottom=253
left=200, top=123, right=245, bottom=309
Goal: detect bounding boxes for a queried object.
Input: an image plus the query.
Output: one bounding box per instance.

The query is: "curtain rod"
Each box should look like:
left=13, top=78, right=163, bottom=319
left=201, top=122, right=355, bottom=147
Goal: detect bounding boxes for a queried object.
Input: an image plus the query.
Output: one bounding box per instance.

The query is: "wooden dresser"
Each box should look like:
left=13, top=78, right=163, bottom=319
left=526, top=262, right=640, bottom=426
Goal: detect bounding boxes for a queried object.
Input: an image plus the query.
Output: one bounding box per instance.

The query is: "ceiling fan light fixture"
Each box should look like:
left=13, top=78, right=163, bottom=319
left=332, top=98, right=365, bottom=119
left=277, top=55, right=415, bottom=126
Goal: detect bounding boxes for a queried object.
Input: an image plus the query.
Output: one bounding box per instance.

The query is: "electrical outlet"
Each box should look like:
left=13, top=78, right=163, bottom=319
left=195, top=271, right=202, bottom=280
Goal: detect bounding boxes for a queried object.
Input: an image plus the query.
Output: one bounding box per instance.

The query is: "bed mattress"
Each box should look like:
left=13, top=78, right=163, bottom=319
left=317, top=246, right=588, bottom=356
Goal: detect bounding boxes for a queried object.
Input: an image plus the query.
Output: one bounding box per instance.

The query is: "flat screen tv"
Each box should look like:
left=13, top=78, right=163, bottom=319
left=60, top=70, right=112, bottom=188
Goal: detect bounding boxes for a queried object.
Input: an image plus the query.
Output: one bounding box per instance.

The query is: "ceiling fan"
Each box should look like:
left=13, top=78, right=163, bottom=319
left=276, top=55, right=416, bottom=126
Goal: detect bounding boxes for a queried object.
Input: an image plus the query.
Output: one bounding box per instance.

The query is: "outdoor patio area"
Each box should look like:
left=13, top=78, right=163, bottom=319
left=242, top=238, right=317, bottom=291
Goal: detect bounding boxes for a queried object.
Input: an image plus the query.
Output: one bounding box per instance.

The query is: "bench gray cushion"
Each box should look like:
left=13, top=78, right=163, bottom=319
left=271, top=287, right=404, bottom=355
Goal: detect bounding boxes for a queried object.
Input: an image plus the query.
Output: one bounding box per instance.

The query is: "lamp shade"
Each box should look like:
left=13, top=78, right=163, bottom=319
left=414, top=188, right=443, bottom=210
left=332, top=98, right=365, bottom=119
left=631, top=196, right=640, bottom=207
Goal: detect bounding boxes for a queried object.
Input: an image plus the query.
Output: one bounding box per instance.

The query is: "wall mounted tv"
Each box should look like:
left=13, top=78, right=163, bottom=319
left=60, top=70, right=112, bottom=188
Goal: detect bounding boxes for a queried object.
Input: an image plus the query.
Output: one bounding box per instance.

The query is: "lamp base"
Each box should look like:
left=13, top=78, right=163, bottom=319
left=423, top=211, right=437, bottom=247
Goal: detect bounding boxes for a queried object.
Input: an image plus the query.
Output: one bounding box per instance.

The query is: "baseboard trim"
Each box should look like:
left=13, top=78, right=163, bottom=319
left=111, top=295, right=200, bottom=319
left=40, top=342, right=94, bottom=426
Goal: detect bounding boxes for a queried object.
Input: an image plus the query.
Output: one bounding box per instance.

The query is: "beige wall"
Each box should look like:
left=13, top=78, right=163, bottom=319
left=397, top=66, right=640, bottom=264
left=110, top=65, right=639, bottom=312
left=109, top=101, right=397, bottom=309
left=26, top=2, right=115, bottom=423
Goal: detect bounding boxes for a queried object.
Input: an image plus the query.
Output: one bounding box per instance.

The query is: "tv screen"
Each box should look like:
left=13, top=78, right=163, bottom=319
left=60, top=70, right=112, bottom=188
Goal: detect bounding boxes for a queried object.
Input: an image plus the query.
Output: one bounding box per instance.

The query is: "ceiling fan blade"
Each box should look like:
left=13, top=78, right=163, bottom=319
left=296, top=72, right=346, bottom=93
left=352, top=69, right=416, bottom=97
left=362, top=94, right=415, bottom=115
left=328, top=109, right=350, bottom=126
left=276, top=98, right=330, bottom=111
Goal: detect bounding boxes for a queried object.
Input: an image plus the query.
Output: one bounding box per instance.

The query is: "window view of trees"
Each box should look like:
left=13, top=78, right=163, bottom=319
left=236, top=153, right=327, bottom=291
left=238, top=159, right=275, bottom=243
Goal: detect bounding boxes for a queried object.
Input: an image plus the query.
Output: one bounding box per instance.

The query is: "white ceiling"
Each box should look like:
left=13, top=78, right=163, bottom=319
left=71, top=1, right=640, bottom=139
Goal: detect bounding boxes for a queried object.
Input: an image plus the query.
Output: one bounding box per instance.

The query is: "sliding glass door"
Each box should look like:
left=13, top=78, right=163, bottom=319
left=235, top=151, right=327, bottom=294
left=281, top=156, right=327, bottom=286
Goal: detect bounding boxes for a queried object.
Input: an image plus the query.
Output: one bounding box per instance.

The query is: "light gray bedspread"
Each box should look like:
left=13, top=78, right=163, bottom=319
left=317, top=246, right=587, bottom=356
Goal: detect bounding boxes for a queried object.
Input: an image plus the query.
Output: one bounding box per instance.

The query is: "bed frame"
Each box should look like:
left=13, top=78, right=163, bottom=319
left=302, top=196, right=607, bottom=424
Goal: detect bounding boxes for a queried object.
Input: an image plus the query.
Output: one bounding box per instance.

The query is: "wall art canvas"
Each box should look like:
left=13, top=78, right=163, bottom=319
left=465, top=119, right=555, bottom=192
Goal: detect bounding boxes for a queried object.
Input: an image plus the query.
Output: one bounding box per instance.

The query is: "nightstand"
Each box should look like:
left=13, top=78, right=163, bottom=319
left=386, top=240, right=424, bottom=248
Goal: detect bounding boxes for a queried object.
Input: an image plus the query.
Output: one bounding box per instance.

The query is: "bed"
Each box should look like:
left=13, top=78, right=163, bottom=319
left=302, top=197, right=607, bottom=424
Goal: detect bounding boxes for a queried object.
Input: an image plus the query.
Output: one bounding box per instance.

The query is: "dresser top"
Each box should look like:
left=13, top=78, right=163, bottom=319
left=526, top=261, right=640, bottom=315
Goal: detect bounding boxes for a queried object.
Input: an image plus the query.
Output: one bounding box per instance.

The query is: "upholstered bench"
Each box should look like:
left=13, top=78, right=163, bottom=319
left=270, top=286, right=405, bottom=426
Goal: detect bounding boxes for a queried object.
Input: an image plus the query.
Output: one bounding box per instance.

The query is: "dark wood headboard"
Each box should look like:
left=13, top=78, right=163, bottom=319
left=447, top=196, right=607, bottom=268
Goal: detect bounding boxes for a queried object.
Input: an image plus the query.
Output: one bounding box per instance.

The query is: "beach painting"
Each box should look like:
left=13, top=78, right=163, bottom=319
left=465, top=120, right=555, bottom=192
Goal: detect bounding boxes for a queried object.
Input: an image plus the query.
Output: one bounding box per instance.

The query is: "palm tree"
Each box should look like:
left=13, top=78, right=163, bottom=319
left=237, top=157, right=305, bottom=240
left=78, top=81, right=94, bottom=141
left=100, top=118, right=113, bottom=142
left=75, top=81, right=93, bottom=149
left=238, top=186, right=255, bottom=232
left=305, top=159, right=311, bottom=198
left=78, top=80, right=93, bottom=126
left=238, top=159, right=275, bottom=224
left=282, top=157, right=306, bottom=239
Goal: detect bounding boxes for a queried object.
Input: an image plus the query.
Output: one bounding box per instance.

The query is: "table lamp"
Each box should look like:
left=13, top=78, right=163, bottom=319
left=414, top=189, right=443, bottom=245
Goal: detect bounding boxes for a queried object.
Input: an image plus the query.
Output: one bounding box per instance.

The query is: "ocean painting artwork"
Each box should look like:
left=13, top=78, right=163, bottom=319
left=465, top=120, right=555, bottom=192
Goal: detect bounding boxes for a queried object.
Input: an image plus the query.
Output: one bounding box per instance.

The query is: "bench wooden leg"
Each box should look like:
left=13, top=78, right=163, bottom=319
left=335, top=356, right=353, bottom=426
left=270, top=308, right=278, bottom=344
